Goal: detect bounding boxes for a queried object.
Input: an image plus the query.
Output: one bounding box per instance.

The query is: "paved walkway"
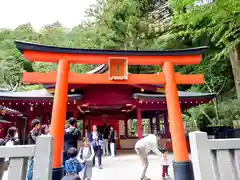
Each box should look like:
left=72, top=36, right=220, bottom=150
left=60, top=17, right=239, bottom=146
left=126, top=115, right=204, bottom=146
left=91, top=154, right=174, bottom=180
left=3, top=154, right=174, bottom=180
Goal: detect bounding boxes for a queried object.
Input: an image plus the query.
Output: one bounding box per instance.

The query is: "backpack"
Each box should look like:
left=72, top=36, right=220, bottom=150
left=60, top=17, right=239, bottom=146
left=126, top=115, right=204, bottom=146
left=64, top=128, right=81, bottom=152
left=79, top=146, right=92, bottom=160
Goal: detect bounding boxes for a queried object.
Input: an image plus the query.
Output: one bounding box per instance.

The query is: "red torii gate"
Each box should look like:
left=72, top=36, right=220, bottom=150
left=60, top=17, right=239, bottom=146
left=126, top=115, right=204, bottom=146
left=16, top=41, right=207, bottom=180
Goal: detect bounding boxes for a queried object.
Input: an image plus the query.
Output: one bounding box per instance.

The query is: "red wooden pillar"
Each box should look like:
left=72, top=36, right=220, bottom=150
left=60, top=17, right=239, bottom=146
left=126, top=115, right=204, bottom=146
left=124, top=119, right=128, bottom=137
left=73, top=111, right=78, bottom=120
left=137, top=108, right=142, bottom=139
left=50, top=59, right=70, bottom=170
left=164, top=111, right=170, bottom=137
left=28, top=111, right=35, bottom=129
left=156, top=113, right=160, bottom=132
left=163, top=61, right=189, bottom=162
left=73, top=111, right=78, bottom=128
left=149, top=117, right=153, bottom=134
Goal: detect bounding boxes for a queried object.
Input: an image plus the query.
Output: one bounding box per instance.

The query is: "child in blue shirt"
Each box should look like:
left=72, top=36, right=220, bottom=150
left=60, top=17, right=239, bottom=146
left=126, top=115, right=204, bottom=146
left=62, top=147, right=82, bottom=180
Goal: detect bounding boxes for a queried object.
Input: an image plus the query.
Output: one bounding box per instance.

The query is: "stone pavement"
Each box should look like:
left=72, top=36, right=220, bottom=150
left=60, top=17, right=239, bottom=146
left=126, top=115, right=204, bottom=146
left=91, top=154, right=174, bottom=180
left=2, top=154, right=174, bottom=180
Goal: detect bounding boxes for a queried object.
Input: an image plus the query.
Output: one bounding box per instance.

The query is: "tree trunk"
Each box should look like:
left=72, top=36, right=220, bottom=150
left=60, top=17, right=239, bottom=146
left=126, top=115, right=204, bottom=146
left=230, top=44, right=240, bottom=99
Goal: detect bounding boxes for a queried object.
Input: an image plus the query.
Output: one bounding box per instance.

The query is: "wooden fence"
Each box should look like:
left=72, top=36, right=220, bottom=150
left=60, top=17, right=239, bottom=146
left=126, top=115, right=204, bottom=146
left=0, top=135, right=53, bottom=180
left=189, top=131, right=240, bottom=180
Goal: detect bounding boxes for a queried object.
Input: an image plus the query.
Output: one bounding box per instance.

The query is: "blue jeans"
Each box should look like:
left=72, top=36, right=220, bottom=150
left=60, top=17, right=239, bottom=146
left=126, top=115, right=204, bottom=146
left=93, top=146, right=102, bottom=166
left=27, top=159, right=34, bottom=180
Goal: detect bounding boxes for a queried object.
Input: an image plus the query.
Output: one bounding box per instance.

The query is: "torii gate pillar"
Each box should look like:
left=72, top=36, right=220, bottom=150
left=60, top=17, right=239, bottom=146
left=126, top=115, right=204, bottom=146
left=50, top=60, right=70, bottom=179
left=163, top=61, right=194, bottom=180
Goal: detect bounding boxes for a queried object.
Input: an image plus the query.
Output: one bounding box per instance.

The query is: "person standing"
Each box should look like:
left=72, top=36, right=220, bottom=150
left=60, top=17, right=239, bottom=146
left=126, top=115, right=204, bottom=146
left=89, top=125, right=103, bottom=169
left=4, top=126, right=20, bottom=145
left=109, top=126, right=116, bottom=157
left=102, top=124, right=110, bottom=156
left=135, top=132, right=163, bottom=180
left=4, top=127, right=20, bottom=170
left=62, top=147, right=82, bottom=180
left=78, top=138, right=95, bottom=180
left=64, top=118, right=81, bottom=166
left=40, top=124, right=50, bottom=135
left=161, top=149, right=170, bottom=179
left=27, top=119, right=41, bottom=180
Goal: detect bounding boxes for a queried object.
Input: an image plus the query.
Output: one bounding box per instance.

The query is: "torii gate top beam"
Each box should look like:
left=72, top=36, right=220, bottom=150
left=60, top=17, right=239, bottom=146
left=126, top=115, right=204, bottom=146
left=15, top=41, right=207, bottom=65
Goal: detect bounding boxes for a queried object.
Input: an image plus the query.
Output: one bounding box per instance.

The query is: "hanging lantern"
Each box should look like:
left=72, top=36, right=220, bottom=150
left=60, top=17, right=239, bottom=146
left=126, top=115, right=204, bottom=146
left=30, top=106, right=33, bottom=111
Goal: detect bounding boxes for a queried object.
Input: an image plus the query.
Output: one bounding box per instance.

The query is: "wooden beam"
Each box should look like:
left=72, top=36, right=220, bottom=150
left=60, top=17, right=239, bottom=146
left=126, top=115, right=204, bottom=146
left=23, top=72, right=205, bottom=85
left=175, top=73, right=205, bottom=84
left=23, top=51, right=202, bottom=65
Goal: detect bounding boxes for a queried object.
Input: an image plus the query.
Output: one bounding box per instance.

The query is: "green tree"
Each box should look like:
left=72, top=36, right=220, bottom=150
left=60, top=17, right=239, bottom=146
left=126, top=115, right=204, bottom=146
left=166, top=0, right=239, bottom=95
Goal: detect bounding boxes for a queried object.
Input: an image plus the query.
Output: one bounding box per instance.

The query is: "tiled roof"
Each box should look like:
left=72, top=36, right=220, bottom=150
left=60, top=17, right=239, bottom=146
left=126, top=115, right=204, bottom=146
left=133, top=91, right=215, bottom=99
left=0, top=89, right=82, bottom=100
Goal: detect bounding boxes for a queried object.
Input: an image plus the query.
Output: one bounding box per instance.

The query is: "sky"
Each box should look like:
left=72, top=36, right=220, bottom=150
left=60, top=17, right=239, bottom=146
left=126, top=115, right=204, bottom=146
left=0, top=0, right=96, bottom=30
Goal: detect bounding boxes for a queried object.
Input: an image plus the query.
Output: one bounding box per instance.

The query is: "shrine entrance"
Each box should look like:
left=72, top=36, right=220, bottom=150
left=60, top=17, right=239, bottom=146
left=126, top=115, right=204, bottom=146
left=16, top=40, right=207, bottom=180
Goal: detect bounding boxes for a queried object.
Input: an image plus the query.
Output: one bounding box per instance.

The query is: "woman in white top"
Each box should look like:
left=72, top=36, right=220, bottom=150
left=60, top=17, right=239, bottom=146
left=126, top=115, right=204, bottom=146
left=135, top=132, right=163, bottom=180
left=78, top=138, right=95, bottom=180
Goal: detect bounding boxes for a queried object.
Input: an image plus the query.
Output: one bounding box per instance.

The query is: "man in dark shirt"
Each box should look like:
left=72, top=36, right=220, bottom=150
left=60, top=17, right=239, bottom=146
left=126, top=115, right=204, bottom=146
left=27, top=119, right=41, bottom=180
left=102, top=124, right=110, bottom=156
left=63, top=118, right=81, bottom=166
left=28, top=119, right=41, bottom=145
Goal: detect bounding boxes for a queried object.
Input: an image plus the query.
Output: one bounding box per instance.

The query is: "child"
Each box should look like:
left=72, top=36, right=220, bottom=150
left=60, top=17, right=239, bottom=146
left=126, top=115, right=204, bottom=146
left=62, top=147, right=82, bottom=180
left=161, top=149, right=169, bottom=179
left=78, top=138, right=95, bottom=180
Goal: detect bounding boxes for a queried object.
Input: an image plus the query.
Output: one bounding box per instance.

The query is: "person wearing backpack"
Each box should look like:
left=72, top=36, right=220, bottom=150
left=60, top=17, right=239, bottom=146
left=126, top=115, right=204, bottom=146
left=62, top=147, right=82, bottom=180
left=89, top=125, right=103, bottom=169
left=63, top=118, right=82, bottom=167
left=27, top=119, right=41, bottom=180
left=78, top=138, right=94, bottom=180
